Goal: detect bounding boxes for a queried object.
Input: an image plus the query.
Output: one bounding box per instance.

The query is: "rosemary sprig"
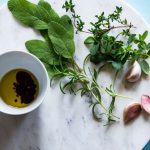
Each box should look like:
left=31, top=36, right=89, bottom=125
left=50, top=57, right=136, bottom=123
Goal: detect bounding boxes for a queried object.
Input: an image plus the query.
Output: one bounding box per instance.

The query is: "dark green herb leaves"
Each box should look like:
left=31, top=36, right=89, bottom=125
left=84, top=6, right=150, bottom=72
left=140, top=60, right=150, bottom=75
left=25, top=40, right=60, bottom=65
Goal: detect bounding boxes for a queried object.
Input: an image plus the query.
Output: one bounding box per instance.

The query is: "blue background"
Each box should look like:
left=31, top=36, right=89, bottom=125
left=1, top=0, right=150, bottom=24
left=126, top=0, right=150, bottom=24
left=0, top=0, right=6, bottom=5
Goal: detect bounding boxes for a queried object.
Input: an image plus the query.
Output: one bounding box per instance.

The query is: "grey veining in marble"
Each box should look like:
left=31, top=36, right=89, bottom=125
left=0, top=0, right=150, bottom=150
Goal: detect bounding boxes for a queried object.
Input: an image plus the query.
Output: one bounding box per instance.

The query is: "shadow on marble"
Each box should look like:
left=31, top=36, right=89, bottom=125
left=0, top=107, right=41, bottom=150
left=123, top=115, right=141, bottom=126
left=141, top=72, right=150, bottom=80
left=103, top=121, right=120, bottom=133
left=123, top=77, right=142, bottom=90
left=141, top=111, right=150, bottom=122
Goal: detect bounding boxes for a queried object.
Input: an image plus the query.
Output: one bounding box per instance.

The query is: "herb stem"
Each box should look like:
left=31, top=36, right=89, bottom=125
left=90, top=91, right=119, bottom=119
left=116, top=94, right=135, bottom=100
left=72, top=59, right=82, bottom=72
left=112, top=71, right=119, bottom=91
left=108, top=24, right=135, bottom=31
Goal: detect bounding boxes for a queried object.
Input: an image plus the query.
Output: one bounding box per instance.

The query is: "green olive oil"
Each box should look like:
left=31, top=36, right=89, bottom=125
left=0, top=69, right=39, bottom=108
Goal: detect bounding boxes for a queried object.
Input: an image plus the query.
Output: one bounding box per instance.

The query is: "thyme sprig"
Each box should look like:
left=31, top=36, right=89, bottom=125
left=62, top=0, right=85, bottom=33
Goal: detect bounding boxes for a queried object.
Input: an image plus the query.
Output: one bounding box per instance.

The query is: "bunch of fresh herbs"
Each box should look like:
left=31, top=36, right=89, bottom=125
left=8, top=0, right=150, bottom=124
left=63, top=0, right=150, bottom=74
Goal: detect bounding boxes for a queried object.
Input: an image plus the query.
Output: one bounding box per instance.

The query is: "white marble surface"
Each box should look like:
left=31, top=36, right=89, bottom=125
left=0, top=0, right=150, bottom=150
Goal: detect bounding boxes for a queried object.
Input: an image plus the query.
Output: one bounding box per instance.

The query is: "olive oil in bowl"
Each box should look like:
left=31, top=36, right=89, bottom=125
left=0, top=69, right=39, bottom=108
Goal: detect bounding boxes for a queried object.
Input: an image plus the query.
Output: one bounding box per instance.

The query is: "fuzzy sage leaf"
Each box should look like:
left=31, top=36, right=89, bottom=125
left=48, top=21, right=75, bottom=58
left=38, top=0, right=60, bottom=22
left=8, top=0, right=52, bottom=29
left=25, top=40, right=60, bottom=65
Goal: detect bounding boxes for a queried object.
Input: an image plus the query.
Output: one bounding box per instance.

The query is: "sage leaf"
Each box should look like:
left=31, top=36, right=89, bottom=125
left=43, top=62, right=61, bottom=77
left=48, top=21, right=75, bottom=58
left=8, top=0, right=52, bottom=30
left=140, top=60, right=150, bottom=75
left=40, top=30, right=50, bottom=42
left=38, top=0, right=60, bottom=22
left=59, top=15, right=74, bottom=37
left=25, top=40, right=60, bottom=65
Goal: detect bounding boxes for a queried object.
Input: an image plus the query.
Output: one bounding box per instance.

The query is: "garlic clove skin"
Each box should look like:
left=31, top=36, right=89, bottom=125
left=141, top=95, right=150, bottom=114
left=123, top=102, right=142, bottom=124
left=125, top=61, right=141, bottom=82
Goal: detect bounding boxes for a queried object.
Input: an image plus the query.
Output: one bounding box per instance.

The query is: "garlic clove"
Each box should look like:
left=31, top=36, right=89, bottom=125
left=125, top=61, right=141, bottom=82
left=123, top=102, right=142, bottom=124
left=141, top=95, right=150, bottom=114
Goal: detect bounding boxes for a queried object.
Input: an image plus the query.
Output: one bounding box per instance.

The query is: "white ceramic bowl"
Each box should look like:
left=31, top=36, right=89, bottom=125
left=0, top=51, right=49, bottom=115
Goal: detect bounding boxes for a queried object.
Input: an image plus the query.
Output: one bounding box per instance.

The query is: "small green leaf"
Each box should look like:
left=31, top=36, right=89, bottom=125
left=128, top=34, right=136, bottom=44
left=124, top=19, right=127, bottom=24
left=84, top=37, right=98, bottom=55
left=146, top=43, right=150, bottom=50
left=92, top=103, right=102, bottom=121
left=139, top=34, right=142, bottom=41
left=111, top=61, right=122, bottom=70
left=90, top=43, right=99, bottom=55
left=142, top=31, right=148, bottom=41
left=25, top=40, right=60, bottom=65
left=93, top=69, right=98, bottom=80
left=140, top=60, right=150, bottom=75
left=84, top=36, right=95, bottom=45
